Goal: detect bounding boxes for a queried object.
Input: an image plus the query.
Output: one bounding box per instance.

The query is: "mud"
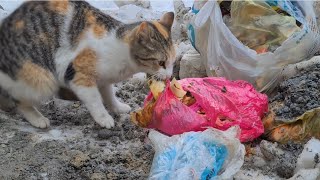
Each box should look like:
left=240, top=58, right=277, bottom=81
left=271, top=64, right=320, bottom=119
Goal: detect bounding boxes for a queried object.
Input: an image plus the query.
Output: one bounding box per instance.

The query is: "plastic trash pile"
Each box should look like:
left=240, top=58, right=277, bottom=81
left=129, top=0, right=320, bottom=179
left=186, top=0, right=320, bottom=93
left=131, top=77, right=267, bottom=179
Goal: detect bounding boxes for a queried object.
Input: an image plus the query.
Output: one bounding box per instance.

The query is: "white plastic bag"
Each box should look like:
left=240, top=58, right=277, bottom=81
left=187, top=0, right=320, bottom=93
left=148, top=126, right=245, bottom=180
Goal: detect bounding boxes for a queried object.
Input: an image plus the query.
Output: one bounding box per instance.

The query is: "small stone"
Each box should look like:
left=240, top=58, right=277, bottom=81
left=296, top=97, right=304, bottom=103
left=72, top=102, right=81, bottom=108
left=283, top=106, right=290, bottom=113
left=260, top=140, right=284, bottom=160
left=0, top=144, right=7, bottom=148
left=252, top=156, right=267, bottom=167
left=97, top=129, right=121, bottom=140
left=90, top=172, right=106, bottom=180
left=69, top=150, right=90, bottom=169
left=89, top=153, right=99, bottom=159
left=106, top=172, right=117, bottom=179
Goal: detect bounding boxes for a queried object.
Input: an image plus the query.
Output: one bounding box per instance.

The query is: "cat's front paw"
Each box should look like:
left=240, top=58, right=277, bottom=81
left=94, top=113, right=115, bottom=129
left=28, top=116, right=50, bottom=129
left=111, top=102, right=131, bottom=114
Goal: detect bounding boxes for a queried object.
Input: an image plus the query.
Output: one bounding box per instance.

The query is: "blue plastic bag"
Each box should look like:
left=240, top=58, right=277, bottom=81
left=148, top=126, right=245, bottom=180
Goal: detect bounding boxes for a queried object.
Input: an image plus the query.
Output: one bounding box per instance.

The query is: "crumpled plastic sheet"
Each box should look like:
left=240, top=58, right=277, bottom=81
left=148, top=126, right=245, bottom=180
left=263, top=107, right=320, bottom=143
left=146, top=77, right=268, bottom=142
left=228, top=0, right=301, bottom=53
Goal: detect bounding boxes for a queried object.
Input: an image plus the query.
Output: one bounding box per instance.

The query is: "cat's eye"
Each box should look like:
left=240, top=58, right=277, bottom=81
left=158, top=61, right=166, bottom=68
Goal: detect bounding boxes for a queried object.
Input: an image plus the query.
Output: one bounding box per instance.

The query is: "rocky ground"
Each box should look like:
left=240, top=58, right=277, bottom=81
left=0, top=79, right=154, bottom=180
left=0, top=73, right=312, bottom=180
left=272, top=64, right=320, bottom=119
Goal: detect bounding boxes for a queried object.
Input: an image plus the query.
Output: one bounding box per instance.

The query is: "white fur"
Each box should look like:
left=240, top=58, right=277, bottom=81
left=156, top=49, right=176, bottom=80
left=60, top=30, right=137, bottom=128
left=78, top=30, right=141, bottom=83
left=17, top=104, right=50, bottom=128
left=99, top=84, right=131, bottom=114
left=55, top=5, right=76, bottom=86
left=0, top=72, right=54, bottom=104
left=69, top=84, right=115, bottom=128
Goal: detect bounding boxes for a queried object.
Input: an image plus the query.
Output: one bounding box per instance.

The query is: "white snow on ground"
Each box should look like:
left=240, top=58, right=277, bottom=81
left=0, top=0, right=193, bottom=23
left=0, top=0, right=194, bottom=13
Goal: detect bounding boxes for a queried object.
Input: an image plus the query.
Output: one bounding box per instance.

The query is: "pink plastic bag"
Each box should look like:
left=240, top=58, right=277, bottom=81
left=145, top=77, right=268, bottom=142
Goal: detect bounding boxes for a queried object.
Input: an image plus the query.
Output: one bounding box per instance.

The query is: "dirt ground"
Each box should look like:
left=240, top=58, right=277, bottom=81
left=272, top=64, right=320, bottom=119
left=0, top=79, right=153, bottom=180
left=0, top=74, right=307, bottom=180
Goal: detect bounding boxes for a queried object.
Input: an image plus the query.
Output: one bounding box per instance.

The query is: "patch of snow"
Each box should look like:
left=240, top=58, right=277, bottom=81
left=295, top=138, right=320, bottom=172
left=19, top=126, right=84, bottom=142
left=105, top=4, right=162, bottom=23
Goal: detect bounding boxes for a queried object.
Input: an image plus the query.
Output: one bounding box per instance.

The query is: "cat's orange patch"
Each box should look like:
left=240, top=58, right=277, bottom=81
left=15, top=20, right=25, bottom=30
left=93, top=24, right=106, bottom=38
left=86, top=10, right=96, bottom=25
left=152, top=21, right=169, bottom=39
left=49, top=0, right=69, bottom=14
left=122, top=33, right=132, bottom=44
left=18, top=61, right=57, bottom=94
left=72, top=48, right=98, bottom=87
left=86, top=10, right=107, bottom=38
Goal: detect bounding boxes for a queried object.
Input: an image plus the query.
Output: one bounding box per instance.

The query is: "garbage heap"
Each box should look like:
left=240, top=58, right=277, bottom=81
left=130, top=0, right=320, bottom=179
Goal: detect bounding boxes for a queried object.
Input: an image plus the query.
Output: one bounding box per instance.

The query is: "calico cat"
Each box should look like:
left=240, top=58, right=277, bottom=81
left=0, top=1, right=176, bottom=129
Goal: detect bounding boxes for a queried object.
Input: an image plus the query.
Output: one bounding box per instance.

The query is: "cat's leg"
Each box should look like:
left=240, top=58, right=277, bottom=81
left=0, top=90, right=16, bottom=112
left=70, top=84, right=115, bottom=128
left=17, top=102, right=50, bottom=128
left=99, top=84, right=131, bottom=114
left=0, top=61, right=57, bottom=128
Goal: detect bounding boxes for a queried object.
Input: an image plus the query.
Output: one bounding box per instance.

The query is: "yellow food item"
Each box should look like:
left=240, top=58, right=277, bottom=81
left=131, top=99, right=156, bottom=127
left=148, top=80, right=166, bottom=100
left=170, top=78, right=187, bottom=99
left=131, top=80, right=165, bottom=127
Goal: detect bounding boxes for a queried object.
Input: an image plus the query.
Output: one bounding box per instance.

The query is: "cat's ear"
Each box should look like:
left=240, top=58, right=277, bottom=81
left=136, top=22, right=150, bottom=38
left=159, top=12, right=174, bottom=30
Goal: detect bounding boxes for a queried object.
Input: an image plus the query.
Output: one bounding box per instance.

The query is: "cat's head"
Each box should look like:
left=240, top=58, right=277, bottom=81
left=130, top=12, right=176, bottom=80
